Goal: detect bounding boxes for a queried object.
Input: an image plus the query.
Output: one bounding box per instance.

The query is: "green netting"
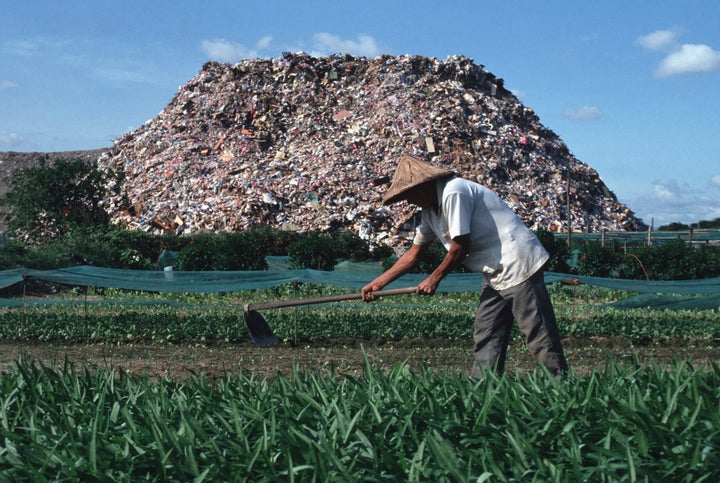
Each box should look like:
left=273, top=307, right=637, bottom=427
left=1, top=265, right=720, bottom=310
left=264, top=256, right=385, bottom=273
left=2, top=265, right=720, bottom=294
left=607, top=294, right=720, bottom=311
left=0, top=269, right=24, bottom=291
left=545, top=273, right=720, bottom=295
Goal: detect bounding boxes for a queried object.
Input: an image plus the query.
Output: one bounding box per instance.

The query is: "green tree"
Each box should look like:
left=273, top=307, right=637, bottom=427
left=698, top=217, right=720, bottom=229
left=0, top=156, right=120, bottom=242
left=657, top=221, right=690, bottom=231
left=658, top=218, right=720, bottom=230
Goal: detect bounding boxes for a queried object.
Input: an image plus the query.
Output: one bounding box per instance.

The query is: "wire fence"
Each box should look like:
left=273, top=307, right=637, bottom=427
left=554, top=229, right=720, bottom=247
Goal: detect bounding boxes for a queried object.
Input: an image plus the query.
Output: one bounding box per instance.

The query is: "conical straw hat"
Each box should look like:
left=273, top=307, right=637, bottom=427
left=381, top=155, right=455, bottom=205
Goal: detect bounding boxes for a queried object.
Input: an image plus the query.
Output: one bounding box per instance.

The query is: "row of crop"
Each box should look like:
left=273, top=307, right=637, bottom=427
left=1, top=357, right=718, bottom=481
left=2, top=299, right=719, bottom=343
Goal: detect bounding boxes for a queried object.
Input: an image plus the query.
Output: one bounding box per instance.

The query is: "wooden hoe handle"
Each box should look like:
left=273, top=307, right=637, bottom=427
left=244, top=286, right=417, bottom=313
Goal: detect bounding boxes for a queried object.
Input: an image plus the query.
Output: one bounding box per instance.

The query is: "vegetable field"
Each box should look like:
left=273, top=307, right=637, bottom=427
left=1, top=284, right=719, bottom=481
left=1, top=358, right=719, bottom=481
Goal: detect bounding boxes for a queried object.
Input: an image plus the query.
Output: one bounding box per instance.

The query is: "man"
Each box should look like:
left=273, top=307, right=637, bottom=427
left=362, top=155, right=568, bottom=377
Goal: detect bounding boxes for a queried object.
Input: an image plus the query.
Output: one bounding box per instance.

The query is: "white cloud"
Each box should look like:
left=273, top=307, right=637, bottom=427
left=0, top=131, right=24, bottom=146
left=579, top=32, right=600, bottom=42
left=636, top=30, right=678, bottom=51
left=200, top=38, right=263, bottom=62
left=256, top=36, right=273, bottom=50
left=2, top=38, right=43, bottom=56
left=2, top=37, right=73, bottom=57
left=627, top=179, right=720, bottom=226
left=562, top=106, right=603, bottom=121
left=656, top=43, right=720, bottom=77
left=312, top=33, right=382, bottom=57
left=652, top=179, right=679, bottom=200
left=712, top=176, right=720, bottom=188
left=0, top=80, right=17, bottom=90
left=637, top=29, right=720, bottom=77
left=91, top=65, right=155, bottom=84
left=200, top=33, right=384, bottom=62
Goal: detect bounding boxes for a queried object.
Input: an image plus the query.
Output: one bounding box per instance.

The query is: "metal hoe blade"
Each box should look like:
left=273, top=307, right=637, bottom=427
left=243, top=309, right=280, bottom=346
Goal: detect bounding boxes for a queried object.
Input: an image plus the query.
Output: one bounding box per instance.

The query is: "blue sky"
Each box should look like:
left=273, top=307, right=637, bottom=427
left=1, top=0, right=719, bottom=228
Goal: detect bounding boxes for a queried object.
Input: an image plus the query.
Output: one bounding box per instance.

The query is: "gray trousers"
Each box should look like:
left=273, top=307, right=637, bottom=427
left=471, top=270, right=568, bottom=377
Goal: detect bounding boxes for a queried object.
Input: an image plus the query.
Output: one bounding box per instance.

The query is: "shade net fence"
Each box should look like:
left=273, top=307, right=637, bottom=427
left=1, top=264, right=719, bottom=310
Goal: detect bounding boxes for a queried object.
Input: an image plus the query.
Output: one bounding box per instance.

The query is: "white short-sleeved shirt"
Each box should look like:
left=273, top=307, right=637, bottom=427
left=413, top=176, right=549, bottom=290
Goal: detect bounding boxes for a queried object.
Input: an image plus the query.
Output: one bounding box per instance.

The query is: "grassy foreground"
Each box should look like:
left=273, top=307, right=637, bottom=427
left=1, top=356, right=718, bottom=482
left=1, top=285, right=719, bottom=480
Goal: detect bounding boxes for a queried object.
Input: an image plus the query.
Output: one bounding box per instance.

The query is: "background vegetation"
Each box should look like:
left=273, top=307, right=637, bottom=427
left=1, top=157, right=719, bottom=280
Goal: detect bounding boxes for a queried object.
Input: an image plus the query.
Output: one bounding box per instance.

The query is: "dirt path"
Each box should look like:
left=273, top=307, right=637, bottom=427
left=2, top=337, right=718, bottom=379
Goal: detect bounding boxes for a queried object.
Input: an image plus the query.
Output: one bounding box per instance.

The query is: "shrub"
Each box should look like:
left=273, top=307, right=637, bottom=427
left=175, top=234, right=216, bottom=271
left=534, top=228, right=571, bottom=273
left=332, top=230, right=372, bottom=261
left=620, top=239, right=720, bottom=280
left=288, top=232, right=338, bottom=270
left=575, top=241, right=623, bottom=277
left=243, top=225, right=299, bottom=257
left=0, top=240, right=29, bottom=269
left=415, top=240, right=453, bottom=274
left=369, top=240, right=394, bottom=260
left=212, top=232, right=268, bottom=271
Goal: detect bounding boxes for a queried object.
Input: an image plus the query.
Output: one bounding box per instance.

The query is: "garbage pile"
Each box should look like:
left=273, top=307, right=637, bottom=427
left=97, top=53, right=645, bottom=246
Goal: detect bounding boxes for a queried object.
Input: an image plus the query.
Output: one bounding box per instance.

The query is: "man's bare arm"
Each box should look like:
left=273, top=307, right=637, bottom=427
left=362, top=243, right=428, bottom=300
left=417, top=234, right=470, bottom=295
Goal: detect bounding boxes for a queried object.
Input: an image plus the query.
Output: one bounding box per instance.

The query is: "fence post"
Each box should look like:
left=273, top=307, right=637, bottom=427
left=601, top=229, right=606, bottom=247
left=647, top=225, right=652, bottom=246
left=566, top=173, right=571, bottom=247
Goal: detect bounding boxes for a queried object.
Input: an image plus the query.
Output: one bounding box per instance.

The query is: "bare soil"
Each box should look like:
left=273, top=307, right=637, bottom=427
left=1, top=337, right=718, bottom=379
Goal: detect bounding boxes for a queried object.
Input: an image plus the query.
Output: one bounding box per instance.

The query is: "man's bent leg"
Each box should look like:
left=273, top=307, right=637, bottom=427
left=509, top=271, right=568, bottom=376
left=472, top=285, right=514, bottom=377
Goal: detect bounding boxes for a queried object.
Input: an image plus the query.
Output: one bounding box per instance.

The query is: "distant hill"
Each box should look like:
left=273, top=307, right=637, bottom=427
left=3, top=53, right=646, bottom=244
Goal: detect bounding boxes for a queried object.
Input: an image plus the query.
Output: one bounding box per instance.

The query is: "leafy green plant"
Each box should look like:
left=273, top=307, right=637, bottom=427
left=287, top=232, right=338, bottom=270
left=0, top=358, right=718, bottom=481
left=243, top=224, right=299, bottom=256
left=575, top=241, right=624, bottom=277
left=118, top=248, right=154, bottom=270
left=0, top=156, right=119, bottom=242
left=381, top=239, right=470, bottom=274
left=3, top=286, right=719, bottom=343
left=620, top=239, right=720, bottom=280
left=0, top=240, right=30, bottom=269
left=211, top=232, right=267, bottom=271
left=175, top=233, right=216, bottom=271
left=331, top=230, right=373, bottom=261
